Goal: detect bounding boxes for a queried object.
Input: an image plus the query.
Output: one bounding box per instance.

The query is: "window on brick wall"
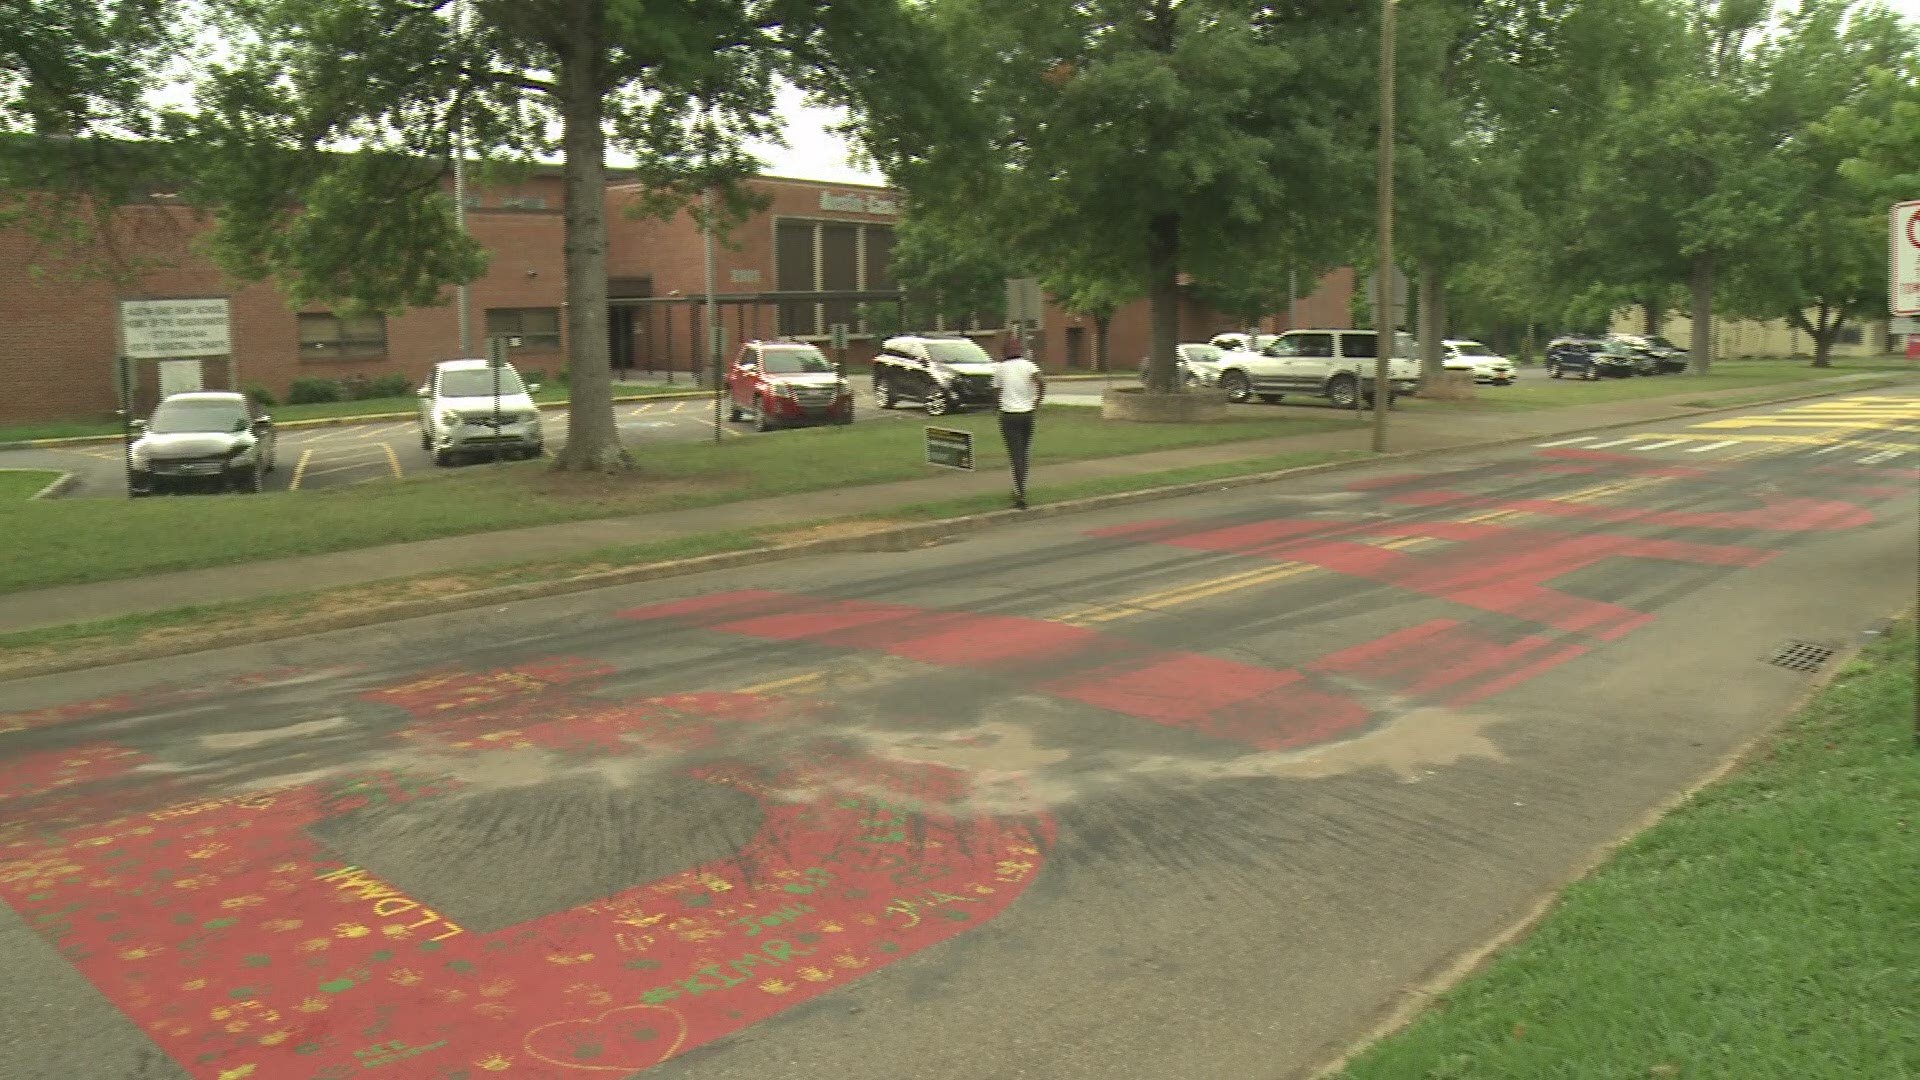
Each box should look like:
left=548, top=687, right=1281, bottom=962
left=772, top=218, right=904, bottom=337
left=484, top=307, right=562, bottom=350
left=297, top=313, right=387, bottom=360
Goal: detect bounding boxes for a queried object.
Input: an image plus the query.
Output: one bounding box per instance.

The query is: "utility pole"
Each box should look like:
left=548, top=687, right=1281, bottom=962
left=1373, top=0, right=1396, bottom=454
left=705, top=187, right=722, bottom=444
left=452, top=0, right=472, bottom=357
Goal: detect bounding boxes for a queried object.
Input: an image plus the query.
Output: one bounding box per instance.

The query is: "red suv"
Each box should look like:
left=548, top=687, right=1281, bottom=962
left=726, top=341, right=855, bottom=431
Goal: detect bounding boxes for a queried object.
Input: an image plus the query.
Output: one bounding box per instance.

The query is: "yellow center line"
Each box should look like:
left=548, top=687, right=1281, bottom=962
left=287, top=448, right=314, bottom=491
left=383, top=442, right=403, bottom=479
left=736, top=672, right=826, bottom=696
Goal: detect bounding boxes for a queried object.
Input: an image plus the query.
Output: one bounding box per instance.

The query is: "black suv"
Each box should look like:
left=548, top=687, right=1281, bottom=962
left=873, top=336, right=1000, bottom=415
left=1546, top=337, right=1637, bottom=380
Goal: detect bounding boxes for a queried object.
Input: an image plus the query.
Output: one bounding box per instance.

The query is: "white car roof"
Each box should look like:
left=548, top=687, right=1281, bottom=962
left=434, top=358, right=513, bottom=372
left=160, top=391, right=246, bottom=403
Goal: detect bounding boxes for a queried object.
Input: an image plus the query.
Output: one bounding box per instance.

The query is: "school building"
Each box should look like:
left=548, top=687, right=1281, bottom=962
left=0, top=169, right=1355, bottom=425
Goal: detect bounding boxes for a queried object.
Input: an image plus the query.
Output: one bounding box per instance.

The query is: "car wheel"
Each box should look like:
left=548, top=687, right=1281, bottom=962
left=1327, top=373, right=1359, bottom=408
left=875, top=379, right=895, bottom=410
left=433, top=446, right=454, bottom=466
left=421, top=430, right=433, bottom=451
left=924, top=387, right=950, bottom=416
left=1583, top=367, right=1599, bottom=381
left=1548, top=363, right=1562, bottom=379
left=727, top=402, right=743, bottom=422
left=1220, top=370, right=1253, bottom=403
left=1257, top=393, right=1284, bottom=404
left=754, top=397, right=773, bottom=432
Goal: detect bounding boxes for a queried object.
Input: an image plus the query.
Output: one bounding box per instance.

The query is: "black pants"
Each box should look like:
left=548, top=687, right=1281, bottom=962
left=999, top=410, right=1035, bottom=499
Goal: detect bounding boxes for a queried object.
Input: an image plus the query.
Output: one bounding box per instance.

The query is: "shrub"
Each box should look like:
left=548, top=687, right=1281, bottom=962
left=516, top=368, right=547, bottom=389
left=244, top=385, right=279, bottom=408
left=286, top=377, right=343, bottom=404
left=366, top=373, right=414, bottom=399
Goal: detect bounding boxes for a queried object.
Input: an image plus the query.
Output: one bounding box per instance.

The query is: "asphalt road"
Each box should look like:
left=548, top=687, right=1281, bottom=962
left=2, top=368, right=1570, bottom=499
left=1, top=391, right=1915, bottom=1080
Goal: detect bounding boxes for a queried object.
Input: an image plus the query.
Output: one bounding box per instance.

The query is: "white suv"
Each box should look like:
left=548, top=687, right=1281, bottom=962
left=1214, top=329, right=1421, bottom=407
left=417, top=359, right=545, bottom=465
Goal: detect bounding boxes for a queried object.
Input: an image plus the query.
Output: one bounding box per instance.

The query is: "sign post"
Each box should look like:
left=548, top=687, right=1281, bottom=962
left=1892, top=200, right=1920, bottom=318
left=486, top=334, right=509, bottom=464
left=924, top=426, right=975, bottom=471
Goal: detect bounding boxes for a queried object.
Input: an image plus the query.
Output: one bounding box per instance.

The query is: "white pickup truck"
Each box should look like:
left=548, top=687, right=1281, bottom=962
left=1214, top=329, right=1421, bottom=407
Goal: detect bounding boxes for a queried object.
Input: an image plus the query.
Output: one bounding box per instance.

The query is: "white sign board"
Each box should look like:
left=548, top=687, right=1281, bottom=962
left=119, top=298, right=231, bottom=359
left=1893, top=201, right=1920, bottom=317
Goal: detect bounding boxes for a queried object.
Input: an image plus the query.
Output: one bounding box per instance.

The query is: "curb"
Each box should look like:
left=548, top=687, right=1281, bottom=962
left=1297, top=603, right=1914, bottom=1080
left=30, top=471, right=78, bottom=500
left=0, top=375, right=1912, bottom=681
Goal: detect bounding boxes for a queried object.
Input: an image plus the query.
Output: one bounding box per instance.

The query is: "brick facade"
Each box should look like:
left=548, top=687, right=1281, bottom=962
left=0, top=171, right=1354, bottom=423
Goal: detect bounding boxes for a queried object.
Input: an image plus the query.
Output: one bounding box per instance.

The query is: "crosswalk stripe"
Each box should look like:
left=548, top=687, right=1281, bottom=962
left=1586, top=437, right=1650, bottom=449
left=1533, top=436, right=1596, bottom=448
left=1635, top=439, right=1687, bottom=451
left=1685, top=440, right=1740, bottom=453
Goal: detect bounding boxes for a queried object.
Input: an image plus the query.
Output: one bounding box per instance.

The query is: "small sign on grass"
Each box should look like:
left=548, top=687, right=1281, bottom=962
left=924, top=426, right=974, bottom=471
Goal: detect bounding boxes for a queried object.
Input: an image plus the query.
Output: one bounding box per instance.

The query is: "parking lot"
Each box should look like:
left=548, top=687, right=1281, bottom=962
left=3, top=388, right=944, bottom=498
left=0, top=365, right=1609, bottom=499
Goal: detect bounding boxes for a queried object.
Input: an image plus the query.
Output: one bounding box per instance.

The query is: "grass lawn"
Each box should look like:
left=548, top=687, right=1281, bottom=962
left=0, top=406, right=1352, bottom=593
left=0, top=446, right=1357, bottom=673
left=1337, top=619, right=1919, bottom=1080
left=0, top=470, right=61, bottom=500
left=1414, top=357, right=1911, bottom=413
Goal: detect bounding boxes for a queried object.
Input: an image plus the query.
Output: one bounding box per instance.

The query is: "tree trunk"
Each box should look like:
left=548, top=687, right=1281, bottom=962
left=1688, top=251, right=1713, bottom=375
left=1417, top=258, right=1445, bottom=380
left=1641, top=298, right=1662, bottom=337
left=551, top=0, right=629, bottom=472
left=1142, top=212, right=1181, bottom=393
left=1093, top=309, right=1112, bottom=373
left=1804, top=299, right=1835, bottom=367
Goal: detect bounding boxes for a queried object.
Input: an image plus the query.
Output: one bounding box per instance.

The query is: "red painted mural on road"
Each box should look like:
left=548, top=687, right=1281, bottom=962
left=0, top=455, right=1889, bottom=1078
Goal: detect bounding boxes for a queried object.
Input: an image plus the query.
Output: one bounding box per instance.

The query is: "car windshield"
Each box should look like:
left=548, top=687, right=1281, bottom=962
left=440, top=367, right=526, bottom=396
left=923, top=340, right=993, bottom=366
left=149, top=399, right=248, bottom=434
left=761, top=348, right=832, bottom=374
left=1454, top=341, right=1491, bottom=355
left=1180, top=344, right=1223, bottom=364
left=1649, top=336, right=1679, bottom=349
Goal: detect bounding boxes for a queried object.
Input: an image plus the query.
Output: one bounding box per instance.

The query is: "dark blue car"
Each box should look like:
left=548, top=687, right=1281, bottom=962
left=1546, top=337, right=1638, bottom=380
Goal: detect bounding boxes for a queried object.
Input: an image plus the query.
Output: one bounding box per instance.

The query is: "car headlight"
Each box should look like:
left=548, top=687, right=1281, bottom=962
left=224, top=441, right=251, bottom=460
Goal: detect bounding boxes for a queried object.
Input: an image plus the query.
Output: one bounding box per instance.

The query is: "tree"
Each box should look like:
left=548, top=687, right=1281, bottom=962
left=0, top=0, right=200, bottom=276
left=191, top=0, right=940, bottom=472
left=1719, top=1, right=1915, bottom=366
left=891, top=0, right=1374, bottom=396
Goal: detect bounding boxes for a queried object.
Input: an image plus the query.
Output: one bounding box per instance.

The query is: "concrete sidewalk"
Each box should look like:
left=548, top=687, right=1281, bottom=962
left=0, top=378, right=1896, bottom=637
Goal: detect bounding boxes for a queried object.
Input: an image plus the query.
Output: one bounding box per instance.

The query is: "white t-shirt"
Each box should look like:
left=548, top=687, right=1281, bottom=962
left=992, top=358, right=1042, bottom=413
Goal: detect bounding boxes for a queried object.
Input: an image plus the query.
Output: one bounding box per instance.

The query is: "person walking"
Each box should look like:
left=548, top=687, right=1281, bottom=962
left=992, top=333, right=1046, bottom=510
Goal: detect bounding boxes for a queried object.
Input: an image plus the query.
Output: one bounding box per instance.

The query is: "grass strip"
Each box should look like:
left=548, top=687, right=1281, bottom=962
left=0, top=470, right=62, bottom=500
left=1336, top=619, right=1920, bottom=1080
left=0, top=448, right=1360, bottom=669
left=0, top=407, right=1352, bottom=593
left=1408, top=358, right=1910, bottom=413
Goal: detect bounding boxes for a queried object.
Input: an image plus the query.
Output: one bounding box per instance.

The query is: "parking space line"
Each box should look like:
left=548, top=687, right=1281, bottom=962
left=287, top=448, right=314, bottom=490
left=1584, top=437, right=1651, bottom=449
left=1812, top=443, right=1852, bottom=455
left=304, top=461, right=387, bottom=479
left=1684, top=440, right=1740, bottom=453
left=1635, top=439, right=1688, bottom=451
left=1533, top=436, right=1596, bottom=448
left=669, top=401, right=687, bottom=414
left=383, top=442, right=403, bottom=479
left=349, top=423, right=409, bottom=441
left=628, top=403, right=654, bottom=417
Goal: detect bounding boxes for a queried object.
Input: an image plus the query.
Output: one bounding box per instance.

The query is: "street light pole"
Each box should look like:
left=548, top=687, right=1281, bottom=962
left=1372, top=0, right=1396, bottom=454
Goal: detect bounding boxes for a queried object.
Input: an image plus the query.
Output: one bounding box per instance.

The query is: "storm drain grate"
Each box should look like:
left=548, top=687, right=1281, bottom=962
left=1767, top=640, right=1837, bottom=673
